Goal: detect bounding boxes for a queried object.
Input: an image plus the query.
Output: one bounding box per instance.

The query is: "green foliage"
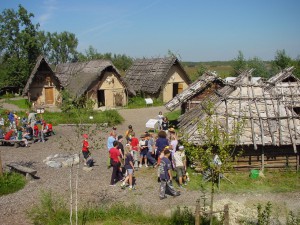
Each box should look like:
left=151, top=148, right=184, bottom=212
left=128, top=95, right=163, bottom=108
left=247, top=57, right=270, bottom=78
left=4, top=98, right=31, bottom=109
left=0, top=172, right=26, bottom=196
left=77, top=45, right=133, bottom=73
left=28, top=191, right=69, bottom=225
left=272, top=49, right=293, bottom=72
left=38, top=31, right=78, bottom=65
left=186, top=170, right=300, bottom=193
left=257, top=202, right=272, bottom=225
left=286, top=210, right=300, bottom=225
left=170, top=206, right=195, bottom=225
left=42, top=109, right=123, bottom=126
left=0, top=4, right=40, bottom=88
left=232, top=51, right=247, bottom=76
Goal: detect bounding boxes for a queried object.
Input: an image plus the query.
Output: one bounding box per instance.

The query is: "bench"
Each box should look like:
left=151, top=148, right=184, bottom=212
left=145, top=98, right=153, bottom=106
left=0, top=139, right=29, bottom=148
left=6, top=163, right=37, bottom=180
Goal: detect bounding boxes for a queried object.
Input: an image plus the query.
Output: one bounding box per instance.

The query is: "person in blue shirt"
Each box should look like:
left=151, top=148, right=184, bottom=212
left=159, top=149, right=180, bottom=200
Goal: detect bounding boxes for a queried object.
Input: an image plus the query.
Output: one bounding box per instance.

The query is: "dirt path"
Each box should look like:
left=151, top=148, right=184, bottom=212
left=0, top=106, right=299, bottom=225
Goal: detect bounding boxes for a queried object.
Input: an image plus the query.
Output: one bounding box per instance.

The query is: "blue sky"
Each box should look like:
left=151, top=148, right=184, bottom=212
left=1, top=0, right=300, bottom=61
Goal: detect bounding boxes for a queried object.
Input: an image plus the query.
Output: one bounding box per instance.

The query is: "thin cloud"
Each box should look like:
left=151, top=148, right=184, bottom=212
left=38, top=0, right=57, bottom=27
left=79, top=0, right=161, bottom=37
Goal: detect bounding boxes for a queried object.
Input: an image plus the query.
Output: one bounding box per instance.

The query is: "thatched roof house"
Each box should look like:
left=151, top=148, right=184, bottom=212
left=124, top=57, right=191, bottom=102
left=55, top=60, right=135, bottom=109
left=175, top=68, right=300, bottom=170
left=165, top=72, right=224, bottom=112
left=23, top=56, right=62, bottom=106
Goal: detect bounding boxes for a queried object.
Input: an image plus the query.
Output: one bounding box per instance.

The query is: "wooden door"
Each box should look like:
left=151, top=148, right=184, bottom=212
left=45, top=87, right=54, bottom=104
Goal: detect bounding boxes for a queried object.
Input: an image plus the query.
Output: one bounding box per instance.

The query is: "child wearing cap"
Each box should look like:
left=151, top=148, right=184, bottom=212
left=82, top=134, right=90, bottom=165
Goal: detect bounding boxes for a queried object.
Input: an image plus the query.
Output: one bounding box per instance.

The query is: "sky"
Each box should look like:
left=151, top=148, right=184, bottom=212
left=1, top=0, right=300, bottom=61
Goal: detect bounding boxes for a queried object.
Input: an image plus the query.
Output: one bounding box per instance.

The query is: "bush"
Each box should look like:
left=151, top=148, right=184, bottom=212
left=0, top=172, right=26, bottom=196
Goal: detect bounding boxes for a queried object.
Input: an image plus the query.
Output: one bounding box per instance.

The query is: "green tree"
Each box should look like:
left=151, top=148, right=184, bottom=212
left=46, top=31, right=78, bottom=64
left=77, top=46, right=133, bottom=73
left=247, top=56, right=270, bottom=78
left=183, top=101, right=243, bottom=224
left=0, top=4, right=40, bottom=88
left=273, top=49, right=292, bottom=70
left=232, top=50, right=247, bottom=76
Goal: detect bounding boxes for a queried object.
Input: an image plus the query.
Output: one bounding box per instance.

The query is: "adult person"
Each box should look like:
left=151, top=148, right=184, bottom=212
left=159, top=149, right=180, bottom=200
left=155, top=130, right=169, bottom=161
left=109, top=141, right=123, bottom=186
left=146, top=133, right=157, bottom=167
left=107, top=132, right=116, bottom=151
left=173, top=146, right=187, bottom=188
left=26, top=111, right=37, bottom=129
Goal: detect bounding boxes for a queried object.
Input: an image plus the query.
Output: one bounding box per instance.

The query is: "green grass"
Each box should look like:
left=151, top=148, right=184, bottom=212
left=186, top=169, right=300, bottom=193
left=0, top=172, right=26, bottom=196
left=42, top=109, right=124, bottom=126
left=4, top=98, right=31, bottom=109
left=0, top=109, right=124, bottom=126
left=28, top=192, right=181, bottom=225
left=127, top=96, right=163, bottom=109
left=165, top=110, right=181, bottom=121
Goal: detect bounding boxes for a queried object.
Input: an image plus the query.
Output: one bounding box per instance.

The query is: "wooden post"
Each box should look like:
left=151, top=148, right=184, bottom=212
left=261, top=147, right=265, bottom=171
left=195, top=199, right=200, bottom=225
left=223, top=204, right=229, bottom=225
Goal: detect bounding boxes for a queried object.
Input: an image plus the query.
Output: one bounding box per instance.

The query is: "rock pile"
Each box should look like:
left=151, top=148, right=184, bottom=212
left=43, top=153, right=80, bottom=168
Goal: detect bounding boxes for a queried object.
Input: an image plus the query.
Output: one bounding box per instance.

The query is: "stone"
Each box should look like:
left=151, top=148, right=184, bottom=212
left=46, top=161, right=62, bottom=168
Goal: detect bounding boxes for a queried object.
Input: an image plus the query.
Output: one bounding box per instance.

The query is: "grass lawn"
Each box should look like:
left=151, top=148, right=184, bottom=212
left=4, top=98, right=30, bottom=109
left=186, top=169, right=300, bottom=193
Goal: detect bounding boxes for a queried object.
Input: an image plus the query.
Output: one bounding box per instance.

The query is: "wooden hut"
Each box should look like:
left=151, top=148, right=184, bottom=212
left=176, top=68, right=300, bottom=171
left=165, top=71, right=224, bottom=113
left=55, top=60, right=135, bottom=109
left=124, top=57, right=191, bottom=102
left=23, top=56, right=62, bottom=106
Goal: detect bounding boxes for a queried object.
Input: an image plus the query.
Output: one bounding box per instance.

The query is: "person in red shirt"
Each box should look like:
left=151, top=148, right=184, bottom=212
left=109, top=140, right=123, bottom=186
left=82, top=134, right=90, bottom=165
left=4, top=129, right=15, bottom=140
left=129, top=132, right=139, bottom=170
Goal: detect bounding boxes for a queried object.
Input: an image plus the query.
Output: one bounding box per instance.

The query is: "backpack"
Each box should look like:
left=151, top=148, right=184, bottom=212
left=86, top=157, right=94, bottom=167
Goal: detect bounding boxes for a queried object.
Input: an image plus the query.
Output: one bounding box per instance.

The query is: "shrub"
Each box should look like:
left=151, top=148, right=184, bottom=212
left=0, top=172, right=26, bottom=196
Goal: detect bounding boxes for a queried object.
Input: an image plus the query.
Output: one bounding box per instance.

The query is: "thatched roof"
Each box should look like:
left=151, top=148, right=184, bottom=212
left=124, top=57, right=191, bottom=94
left=55, top=60, right=135, bottom=98
left=178, top=69, right=300, bottom=152
left=164, top=72, right=224, bottom=111
left=23, top=55, right=58, bottom=96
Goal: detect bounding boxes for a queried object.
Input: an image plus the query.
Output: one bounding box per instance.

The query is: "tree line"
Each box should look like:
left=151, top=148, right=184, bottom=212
left=1, top=5, right=299, bottom=91
left=0, top=5, right=133, bottom=90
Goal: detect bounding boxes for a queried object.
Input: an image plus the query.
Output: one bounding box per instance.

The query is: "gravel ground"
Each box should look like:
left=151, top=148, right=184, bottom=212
left=0, top=106, right=299, bottom=225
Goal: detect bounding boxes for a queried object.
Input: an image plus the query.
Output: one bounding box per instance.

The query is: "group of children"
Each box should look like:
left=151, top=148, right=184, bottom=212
left=0, top=110, right=54, bottom=147
left=101, top=121, right=190, bottom=199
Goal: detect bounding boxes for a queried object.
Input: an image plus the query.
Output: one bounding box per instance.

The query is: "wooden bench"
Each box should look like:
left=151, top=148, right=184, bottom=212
left=0, top=139, right=28, bottom=147
left=6, top=163, right=37, bottom=180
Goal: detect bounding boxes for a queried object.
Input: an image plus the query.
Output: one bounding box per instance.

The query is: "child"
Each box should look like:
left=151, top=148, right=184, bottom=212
left=16, top=127, right=28, bottom=147
left=159, top=149, right=180, bottom=200
left=139, top=134, right=148, bottom=167
left=125, top=125, right=133, bottom=143
left=82, top=134, right=90, bottom=165
left=121, top=145, right=136, bottom=190
left=129, top=132, right=139, bottom=170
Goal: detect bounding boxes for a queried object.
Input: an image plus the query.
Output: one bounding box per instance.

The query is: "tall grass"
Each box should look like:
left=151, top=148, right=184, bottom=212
left=0, top=172, right=26, bottom=196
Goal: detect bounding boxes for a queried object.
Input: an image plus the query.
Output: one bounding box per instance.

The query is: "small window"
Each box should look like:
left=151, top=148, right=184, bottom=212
left=292, top=107, right=300, bottom=115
